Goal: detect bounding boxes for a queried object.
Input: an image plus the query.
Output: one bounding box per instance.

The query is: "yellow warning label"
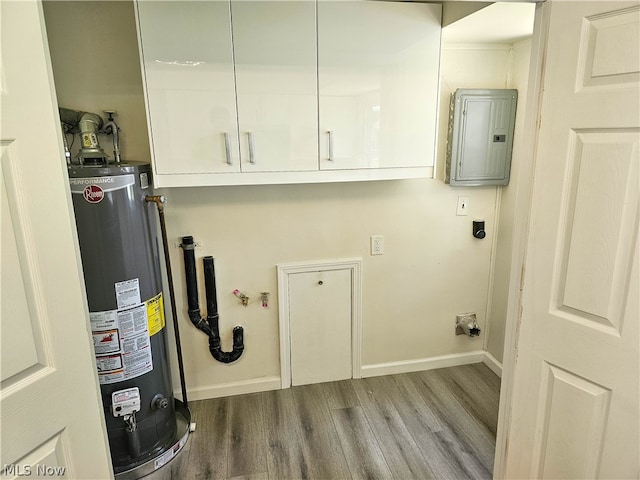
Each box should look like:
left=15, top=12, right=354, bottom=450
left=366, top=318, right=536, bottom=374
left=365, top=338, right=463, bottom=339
left=146, top=293, right=165, bottom=336
left=82, top=132, right=97, bottom=148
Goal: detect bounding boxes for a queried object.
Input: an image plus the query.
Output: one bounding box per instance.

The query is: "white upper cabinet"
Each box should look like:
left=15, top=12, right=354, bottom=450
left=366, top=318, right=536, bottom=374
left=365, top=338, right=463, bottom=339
left=318, top=1, right=442, bottom=171
left=136, top=1, right=441, bottom=187
left=232, top=1, right=318, bottom=173
left=137, top=1, right=240, bottom=175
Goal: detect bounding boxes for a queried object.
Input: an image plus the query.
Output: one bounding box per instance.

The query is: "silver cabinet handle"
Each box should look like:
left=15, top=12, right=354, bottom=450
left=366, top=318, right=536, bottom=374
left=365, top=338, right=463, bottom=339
left=327, top=130, right=334, bottom=162
left=247, top=132, right=256, bottom=164
left=223, top=132, right=232, bottom=165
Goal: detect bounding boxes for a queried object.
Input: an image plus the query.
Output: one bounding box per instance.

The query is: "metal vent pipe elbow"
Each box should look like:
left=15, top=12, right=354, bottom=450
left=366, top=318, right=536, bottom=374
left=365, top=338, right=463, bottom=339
left=58, top=107, right=107, bottom=163
left=59, top=107, right=104, bottom=132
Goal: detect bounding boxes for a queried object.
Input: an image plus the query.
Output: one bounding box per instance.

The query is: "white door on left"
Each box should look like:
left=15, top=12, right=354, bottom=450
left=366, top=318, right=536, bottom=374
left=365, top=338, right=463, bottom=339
left=1, top=1, right=112, bottom=478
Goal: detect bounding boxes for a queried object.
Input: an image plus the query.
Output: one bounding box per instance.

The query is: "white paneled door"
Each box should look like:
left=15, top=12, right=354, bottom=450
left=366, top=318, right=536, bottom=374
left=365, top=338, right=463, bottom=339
left=1, top=1, right=112, bottom=478
left=503, top=1, right=639, bottom=478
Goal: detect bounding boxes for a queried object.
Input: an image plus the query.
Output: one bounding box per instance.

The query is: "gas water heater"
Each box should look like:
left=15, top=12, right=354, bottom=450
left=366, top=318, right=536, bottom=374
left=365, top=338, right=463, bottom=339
left=63, top=109, right=189, bottom=479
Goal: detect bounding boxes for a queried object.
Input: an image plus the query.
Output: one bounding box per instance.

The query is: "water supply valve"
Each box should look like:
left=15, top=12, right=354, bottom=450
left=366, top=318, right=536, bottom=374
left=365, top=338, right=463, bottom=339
left=233, top=289, right=250, bottom=306
left=260, top=292, right=270, bottom=308
left=102, top=110, right=121, bottom=163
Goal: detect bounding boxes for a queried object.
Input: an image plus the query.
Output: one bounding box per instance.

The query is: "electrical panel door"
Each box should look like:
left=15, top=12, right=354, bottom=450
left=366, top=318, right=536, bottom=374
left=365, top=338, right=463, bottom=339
left=445, top=89, right=517, bottom=186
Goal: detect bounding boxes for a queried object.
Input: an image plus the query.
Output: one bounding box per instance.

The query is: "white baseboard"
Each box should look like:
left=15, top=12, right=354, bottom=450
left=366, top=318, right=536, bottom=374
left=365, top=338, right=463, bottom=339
left=361, top=350, right=486, bottom=378
left=173, top=352, right=502, bottom=401
left=483, top=351, right=503, bottom=378
left=174, top=376, right=281, bottom=401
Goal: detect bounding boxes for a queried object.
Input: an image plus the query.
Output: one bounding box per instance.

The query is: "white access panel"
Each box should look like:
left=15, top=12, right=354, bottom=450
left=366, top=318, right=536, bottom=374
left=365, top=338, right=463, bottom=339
left=446, top=89, right=518, bottom=186
left=289, top=269, right=352, bottom=386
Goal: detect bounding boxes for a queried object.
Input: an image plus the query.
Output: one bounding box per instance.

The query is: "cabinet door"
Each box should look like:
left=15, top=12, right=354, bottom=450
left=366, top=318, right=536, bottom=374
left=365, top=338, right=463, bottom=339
left=318, top=1, right=441, bottom=170
left=137, top=0, right=240, bottom=174
left=232, top=1, right=318, bottom=173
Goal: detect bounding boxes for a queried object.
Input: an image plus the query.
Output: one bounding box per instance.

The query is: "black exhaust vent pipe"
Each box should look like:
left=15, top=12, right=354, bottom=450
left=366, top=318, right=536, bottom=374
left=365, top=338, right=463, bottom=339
left=203, top=256, right=244, bottom=364
left=208, top=326, right=244, bottom=364
left=180, top=237, right=244, bottom=364
left=181, top=236, right=213, bottom=337
left=203, top=256, right=219, bottom=337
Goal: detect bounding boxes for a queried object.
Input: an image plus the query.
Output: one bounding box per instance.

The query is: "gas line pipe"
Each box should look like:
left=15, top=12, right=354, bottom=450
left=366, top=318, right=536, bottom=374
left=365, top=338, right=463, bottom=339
left=145, top=195, right=189, bottom=407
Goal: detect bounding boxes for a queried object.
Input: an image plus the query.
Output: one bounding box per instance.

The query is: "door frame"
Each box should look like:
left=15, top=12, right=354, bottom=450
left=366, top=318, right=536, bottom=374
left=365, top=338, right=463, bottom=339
left=493, top=1, right=552, bottom=477
left=277, top=258, right=363, bottom=389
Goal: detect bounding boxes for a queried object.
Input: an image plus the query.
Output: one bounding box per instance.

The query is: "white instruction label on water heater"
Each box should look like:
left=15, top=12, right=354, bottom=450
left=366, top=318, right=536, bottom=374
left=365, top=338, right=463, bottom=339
left=115, top=278, right=141, bottom=309
left=90, top=300, right=153, bottom=385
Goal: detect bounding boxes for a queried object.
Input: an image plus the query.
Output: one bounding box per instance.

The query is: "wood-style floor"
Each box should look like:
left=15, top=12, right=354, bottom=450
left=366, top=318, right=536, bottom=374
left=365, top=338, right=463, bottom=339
left=147, top=363, right=500, bottom=480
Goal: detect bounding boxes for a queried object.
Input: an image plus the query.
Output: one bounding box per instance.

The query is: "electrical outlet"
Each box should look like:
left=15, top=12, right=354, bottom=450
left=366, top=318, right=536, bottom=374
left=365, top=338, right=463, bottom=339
left=457, top=196, right=470, bottom=216
left=370, top=235, right=384, bottom=255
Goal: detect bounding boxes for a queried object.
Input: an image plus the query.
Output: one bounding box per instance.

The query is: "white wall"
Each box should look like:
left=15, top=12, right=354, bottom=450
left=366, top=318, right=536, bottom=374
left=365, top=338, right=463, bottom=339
left=486, top=40, right=532, bottom=364
left=436, top=43, right=513, bottom=180
left=44, top=1, right=521, bottom=398
left=42, top=1, right=151, bottom=164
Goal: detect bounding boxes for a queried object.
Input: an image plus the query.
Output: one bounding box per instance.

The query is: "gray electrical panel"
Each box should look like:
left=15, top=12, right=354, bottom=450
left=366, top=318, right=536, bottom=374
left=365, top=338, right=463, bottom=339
left=445, top=89, right=518, bottom=186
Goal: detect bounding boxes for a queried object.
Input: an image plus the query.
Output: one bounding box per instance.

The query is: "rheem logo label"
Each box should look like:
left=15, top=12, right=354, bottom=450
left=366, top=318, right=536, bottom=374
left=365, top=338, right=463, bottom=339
left=83, top=185, right=104, bottom=203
